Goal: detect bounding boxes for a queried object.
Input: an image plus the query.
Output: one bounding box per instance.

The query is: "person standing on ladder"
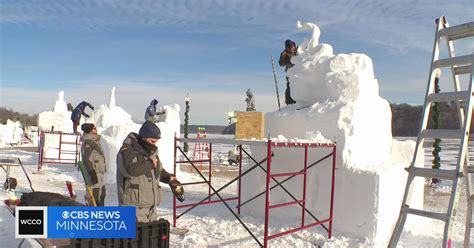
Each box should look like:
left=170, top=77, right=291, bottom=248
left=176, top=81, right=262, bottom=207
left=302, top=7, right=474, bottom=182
left=71, top=101, right=94, bottom=133
left=81, top=123, right=107, bottom=206
left=144, top=99, right=166, bottom=123
left=279, top=39, right=297, bottom=105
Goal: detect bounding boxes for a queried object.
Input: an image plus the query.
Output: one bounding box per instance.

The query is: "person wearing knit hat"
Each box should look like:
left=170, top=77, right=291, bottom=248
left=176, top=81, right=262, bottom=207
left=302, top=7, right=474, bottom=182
left=81, top=123, right=95, bottom=134
left=116, top=121, right=184, bottom=222
left=80, top=123, right=107, bottom=206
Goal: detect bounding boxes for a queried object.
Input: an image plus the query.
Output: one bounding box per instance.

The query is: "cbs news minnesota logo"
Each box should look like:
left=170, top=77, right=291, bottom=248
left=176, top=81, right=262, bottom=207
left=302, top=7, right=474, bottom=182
left=15, top=206, right=135, bottom=239
left=15, top=206, right=48, bottom=238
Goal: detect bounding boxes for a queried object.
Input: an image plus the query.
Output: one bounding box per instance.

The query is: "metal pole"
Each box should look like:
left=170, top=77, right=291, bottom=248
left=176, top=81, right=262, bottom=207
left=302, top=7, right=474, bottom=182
left=302, top=146, right=308, bottom=227
left=38, top=131, right=44, bottom=171
left=264, top=140, right=272, bottom=248
left=329, top=145, right=337, bottom=238
left=271, top=55, right=281, bottom=111
left=173, top=136, right=177, bottom=227
left=59, top=132, right=63, bottom=162
left=238, top=145, right=242, bottom=215
left=208, top=143, right=212, bottom=202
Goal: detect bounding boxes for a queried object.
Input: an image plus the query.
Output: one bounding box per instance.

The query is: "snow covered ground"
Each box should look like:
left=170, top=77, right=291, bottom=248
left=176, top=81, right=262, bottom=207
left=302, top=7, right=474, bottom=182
left=0, top=136, right=472, bottom=247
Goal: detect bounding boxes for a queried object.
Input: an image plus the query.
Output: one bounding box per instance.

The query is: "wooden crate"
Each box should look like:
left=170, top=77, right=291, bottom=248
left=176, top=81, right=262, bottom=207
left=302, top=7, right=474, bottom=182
left=235, top=112, right=265, bottom=140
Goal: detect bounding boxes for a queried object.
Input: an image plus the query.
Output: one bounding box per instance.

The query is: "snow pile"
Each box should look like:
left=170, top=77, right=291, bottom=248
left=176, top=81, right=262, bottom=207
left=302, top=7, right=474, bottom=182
left=37, top=88, right=180, bottom=185
left=38, top=91, right=73, bottom=132
left=90, top=87, right=134, bottom=129
left=241, top=22, right=423, bottom=246
left=87, top=88, right=180, bottom=184
left=0, top=119, right=23, bottom=146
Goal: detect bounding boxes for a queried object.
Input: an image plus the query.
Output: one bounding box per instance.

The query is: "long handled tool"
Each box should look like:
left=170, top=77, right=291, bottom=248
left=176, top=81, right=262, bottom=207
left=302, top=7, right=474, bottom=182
left=271, top=55, right=281, bottom=111
left=17, top=158, right=34, bottom=192
left=77, top=161, right=97, bottom=206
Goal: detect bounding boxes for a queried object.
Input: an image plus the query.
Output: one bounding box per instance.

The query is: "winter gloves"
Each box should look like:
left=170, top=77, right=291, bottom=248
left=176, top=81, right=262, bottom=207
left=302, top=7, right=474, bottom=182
left=169, top=178, right=185, bottom=202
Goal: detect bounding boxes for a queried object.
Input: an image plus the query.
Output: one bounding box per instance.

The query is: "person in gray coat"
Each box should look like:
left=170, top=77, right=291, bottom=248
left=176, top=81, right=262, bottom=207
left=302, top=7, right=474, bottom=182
left=144, top=99, right=165, bottom=123
left=81, top=123, right=107, bottom=206
left=116, top=121, right=183, bottom=223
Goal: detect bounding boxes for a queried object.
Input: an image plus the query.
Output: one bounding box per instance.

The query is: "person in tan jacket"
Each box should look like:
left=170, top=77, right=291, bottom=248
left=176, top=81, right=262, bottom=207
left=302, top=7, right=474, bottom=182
left=81, top=123, right=107, bottom=206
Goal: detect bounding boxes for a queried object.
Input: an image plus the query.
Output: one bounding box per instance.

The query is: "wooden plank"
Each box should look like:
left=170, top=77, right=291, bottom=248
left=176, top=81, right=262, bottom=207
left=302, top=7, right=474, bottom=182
left=235, top=112, right=265, bottom=140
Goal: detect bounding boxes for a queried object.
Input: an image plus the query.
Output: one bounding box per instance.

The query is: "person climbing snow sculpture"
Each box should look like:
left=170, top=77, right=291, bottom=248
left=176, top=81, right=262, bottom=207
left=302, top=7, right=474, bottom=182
left=245, top=89, right=256, bottom=112
left=71, top=101, right=94, bottom=133
left=279, top=39, right=297, bottom=105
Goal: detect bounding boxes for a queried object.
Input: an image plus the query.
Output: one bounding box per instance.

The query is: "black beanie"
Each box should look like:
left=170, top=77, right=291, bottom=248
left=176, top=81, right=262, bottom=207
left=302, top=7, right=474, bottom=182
left=139, top=121, right=161, bottom=139
left=81, top=123, right=95, bottom=133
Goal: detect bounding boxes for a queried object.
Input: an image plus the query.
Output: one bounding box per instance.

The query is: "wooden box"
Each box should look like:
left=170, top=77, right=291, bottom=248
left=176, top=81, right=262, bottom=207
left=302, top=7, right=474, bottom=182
left=235, top=112, right=265, bottom=140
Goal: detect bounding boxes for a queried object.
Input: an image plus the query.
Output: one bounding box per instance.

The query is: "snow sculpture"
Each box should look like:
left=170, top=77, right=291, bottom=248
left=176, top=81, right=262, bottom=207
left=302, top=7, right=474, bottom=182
left=242, top=22, right=424, bottom=245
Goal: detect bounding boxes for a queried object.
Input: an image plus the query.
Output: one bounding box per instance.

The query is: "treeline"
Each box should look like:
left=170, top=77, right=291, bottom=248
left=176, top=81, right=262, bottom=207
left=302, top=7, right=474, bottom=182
left=180, top=125, right=227, bottom=134
left=0, top=104, right=468, bottom=136
left=391, top=102, right=462, bottom=137
left=221, top=103, right=464, bottom=137
left=0, top=107, right=38, bottom=126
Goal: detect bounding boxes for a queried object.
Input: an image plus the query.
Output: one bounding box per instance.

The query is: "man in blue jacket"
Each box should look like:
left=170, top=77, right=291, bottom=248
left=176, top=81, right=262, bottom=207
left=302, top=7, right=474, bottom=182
left=144, top=99, right=165, bottom=123
left=71, top=101, right=94, bottom=133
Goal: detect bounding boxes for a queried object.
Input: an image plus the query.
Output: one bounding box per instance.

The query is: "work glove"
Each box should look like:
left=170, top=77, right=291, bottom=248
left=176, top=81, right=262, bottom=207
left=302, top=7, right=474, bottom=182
left=169, top=179, right=185, bottom=202
left=89, top=170, right=98, bottom=185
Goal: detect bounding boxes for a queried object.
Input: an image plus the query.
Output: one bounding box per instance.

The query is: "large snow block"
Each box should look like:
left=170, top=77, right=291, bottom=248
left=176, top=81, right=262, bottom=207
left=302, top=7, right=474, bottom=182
left=38, top=112, right=70, bottom=132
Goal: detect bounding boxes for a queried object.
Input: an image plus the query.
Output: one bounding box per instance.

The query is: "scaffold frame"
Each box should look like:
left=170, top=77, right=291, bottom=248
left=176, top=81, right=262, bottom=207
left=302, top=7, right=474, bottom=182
left=173, top=137, right=337, bottom=247
left=37, top=131, right=81, bottom=170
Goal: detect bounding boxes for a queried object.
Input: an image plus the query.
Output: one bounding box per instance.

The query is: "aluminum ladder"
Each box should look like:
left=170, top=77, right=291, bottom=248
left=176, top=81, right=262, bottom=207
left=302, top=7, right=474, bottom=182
left=389, top=16, right=474, bottom=248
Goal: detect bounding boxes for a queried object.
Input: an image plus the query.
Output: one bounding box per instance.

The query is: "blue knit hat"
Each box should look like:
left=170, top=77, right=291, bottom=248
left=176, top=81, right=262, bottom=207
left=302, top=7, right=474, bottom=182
left=139, top=121, right=161, bottom=139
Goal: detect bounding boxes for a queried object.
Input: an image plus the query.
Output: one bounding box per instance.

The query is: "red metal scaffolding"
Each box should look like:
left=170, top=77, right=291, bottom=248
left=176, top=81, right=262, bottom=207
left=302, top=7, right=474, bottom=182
left=173, top=137, right=337, bottom=247
left=37, top=131, right=81, bottom=170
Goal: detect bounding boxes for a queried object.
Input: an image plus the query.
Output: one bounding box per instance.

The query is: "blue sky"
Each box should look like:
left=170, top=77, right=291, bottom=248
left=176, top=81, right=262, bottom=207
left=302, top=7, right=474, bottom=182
left=1, top=0, right=473, bottom=125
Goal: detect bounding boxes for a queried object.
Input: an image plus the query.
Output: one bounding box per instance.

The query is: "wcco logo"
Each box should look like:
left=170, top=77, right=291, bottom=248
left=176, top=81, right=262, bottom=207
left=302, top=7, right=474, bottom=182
left=15, top=206, right=48, bottom=238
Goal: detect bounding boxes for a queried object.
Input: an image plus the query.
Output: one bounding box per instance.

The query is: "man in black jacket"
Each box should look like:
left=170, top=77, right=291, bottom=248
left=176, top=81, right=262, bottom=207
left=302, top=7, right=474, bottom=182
left=279, top=39, right=297, bottom=105
left=116, top=121, right=183, bottom=222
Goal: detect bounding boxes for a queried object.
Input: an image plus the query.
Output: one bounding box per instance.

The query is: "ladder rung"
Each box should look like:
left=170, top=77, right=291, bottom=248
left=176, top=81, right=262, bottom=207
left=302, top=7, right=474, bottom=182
left=438, top=21, right=474, bottom=40
left=433, top=55, right=472, bottom=68
left=410, top=167, right=459, bottom=180
left=454, top=65, right=472, bottom=75
left=422, top=129, right=465, bottom=139
left=404, top=206, right=449, bottom=222
left=427, top=91, right=471, bottom=103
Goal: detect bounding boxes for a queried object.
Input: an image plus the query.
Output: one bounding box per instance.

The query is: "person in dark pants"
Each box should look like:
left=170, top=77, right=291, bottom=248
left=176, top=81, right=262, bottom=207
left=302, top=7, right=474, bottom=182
left=81, top=123, right=106, bottom=206
left=116, top=121, right=184, bottom=223
left=279, top=39, right=297, bottom=105
left=71, top=101, right=94, bottom=133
